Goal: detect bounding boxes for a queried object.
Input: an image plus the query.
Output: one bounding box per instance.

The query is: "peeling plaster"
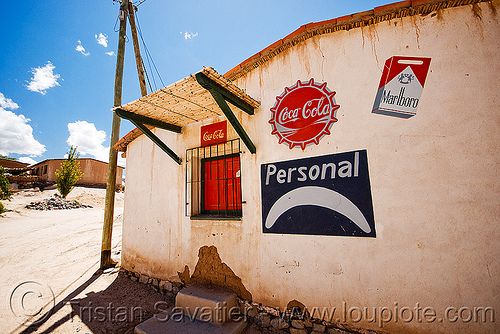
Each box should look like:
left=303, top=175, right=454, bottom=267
left=188, top=245, right=252, bottom=301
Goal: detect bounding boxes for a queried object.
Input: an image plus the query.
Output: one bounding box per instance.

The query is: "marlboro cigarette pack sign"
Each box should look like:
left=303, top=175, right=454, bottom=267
left=372, top=56, right=431, bottom=118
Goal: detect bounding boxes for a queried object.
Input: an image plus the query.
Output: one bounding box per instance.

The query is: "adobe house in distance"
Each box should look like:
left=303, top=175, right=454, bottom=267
left=31, top=158, right=124, bottom=188
left=114, top=1, right=499, bottom=333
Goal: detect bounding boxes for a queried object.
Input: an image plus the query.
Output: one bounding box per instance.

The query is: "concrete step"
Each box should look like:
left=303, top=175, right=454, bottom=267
left=134, top=313, right=247, bottom=334
left=134, top=285, right=247, bottom=334
left=175, top=284, right=239, bottom=324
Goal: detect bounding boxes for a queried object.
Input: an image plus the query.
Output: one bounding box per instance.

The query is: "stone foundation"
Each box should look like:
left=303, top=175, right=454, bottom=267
left=120, top=268, right=388, bottom=334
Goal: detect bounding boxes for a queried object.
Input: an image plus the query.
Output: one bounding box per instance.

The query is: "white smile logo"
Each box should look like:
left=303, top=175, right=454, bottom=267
left=264, top=186, right=371, bottom=233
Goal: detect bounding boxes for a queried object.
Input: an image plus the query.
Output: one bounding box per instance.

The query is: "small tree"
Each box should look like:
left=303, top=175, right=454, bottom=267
left=0, top=166, right=12, bottom=200
left=55, top=146, right=83, bottom=198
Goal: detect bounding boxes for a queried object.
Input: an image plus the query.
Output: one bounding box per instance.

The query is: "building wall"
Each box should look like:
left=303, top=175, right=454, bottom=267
left=33, top=159, right=123, bottom=187
left=121, top=2, right=500, bottom=333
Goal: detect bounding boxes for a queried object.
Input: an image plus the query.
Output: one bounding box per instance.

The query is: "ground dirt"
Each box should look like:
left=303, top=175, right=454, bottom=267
left=0, top=187, right=157, bottom=334
left=0, top=187, right=267, bottom=334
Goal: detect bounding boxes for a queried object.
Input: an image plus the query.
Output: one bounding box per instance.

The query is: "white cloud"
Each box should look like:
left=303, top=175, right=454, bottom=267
left=26, top=62, right=61, bottom=95
left=181, top=31, right=198, bottom=40
left=0, top=92, right=19, bottom=110
left=66, top=121, right=125, bottom=167
left=0, top=93, right=46, bottom=156
left=76, top=40, right=90, bottom=56
left=105, top=51, right=116, bottom=56
left=18, top=157, right=37, bottom=165
left=95, top=33, right=108, bottom=48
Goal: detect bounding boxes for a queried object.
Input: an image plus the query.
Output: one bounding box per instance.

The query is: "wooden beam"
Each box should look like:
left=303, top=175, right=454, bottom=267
left=195, top=72, right=255, bottom=115
left=206, top=89, right=256, bottom=154
left=115, top=108, right=182, bottom=133
left=131, top=120, right=182, bottom=165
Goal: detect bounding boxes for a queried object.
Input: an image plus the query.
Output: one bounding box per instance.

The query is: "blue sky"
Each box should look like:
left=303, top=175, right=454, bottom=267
left=0, top=0, right=392, bottom=166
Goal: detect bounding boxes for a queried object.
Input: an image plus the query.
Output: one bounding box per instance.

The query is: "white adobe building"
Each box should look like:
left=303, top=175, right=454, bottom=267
left=115, top=1, right=500, bottom=333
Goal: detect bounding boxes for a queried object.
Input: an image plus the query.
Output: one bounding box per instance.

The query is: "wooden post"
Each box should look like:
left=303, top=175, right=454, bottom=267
left=101, top=0, right=129, bottom=269
left=128, top=2, right=148, bottom=97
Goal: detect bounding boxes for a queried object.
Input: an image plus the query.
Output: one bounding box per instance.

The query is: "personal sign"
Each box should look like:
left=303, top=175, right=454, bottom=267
left=261, top=150, right=376, bottom=237
left=372, top=56, right=431, bottom=118
left=201, top=120, right=227, bottom=146
left=269, top=79, right=340, bottom=150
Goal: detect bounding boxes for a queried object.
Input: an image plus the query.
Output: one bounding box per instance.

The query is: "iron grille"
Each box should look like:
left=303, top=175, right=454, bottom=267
left=186, top=139, right=242, bottom=218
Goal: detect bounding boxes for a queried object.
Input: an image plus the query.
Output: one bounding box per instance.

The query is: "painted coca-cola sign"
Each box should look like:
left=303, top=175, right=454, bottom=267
left=201, top=120, right=227, bottom=146
left=269, top=79, right=340, bottom=150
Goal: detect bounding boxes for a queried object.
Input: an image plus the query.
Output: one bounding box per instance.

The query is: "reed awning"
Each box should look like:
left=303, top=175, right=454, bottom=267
left=114, top=67, right=260, bottom=164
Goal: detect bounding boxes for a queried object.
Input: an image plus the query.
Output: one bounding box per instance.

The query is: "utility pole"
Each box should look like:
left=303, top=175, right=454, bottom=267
left=128, top=2, right=148, bottom=97
left=101, top=0, right=129, bottom=269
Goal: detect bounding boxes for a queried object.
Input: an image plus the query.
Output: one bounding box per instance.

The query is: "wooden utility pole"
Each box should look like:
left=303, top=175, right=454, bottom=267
left=101, top=0, right=129, bottom=269
left=128, top=2, right=148, bottom=97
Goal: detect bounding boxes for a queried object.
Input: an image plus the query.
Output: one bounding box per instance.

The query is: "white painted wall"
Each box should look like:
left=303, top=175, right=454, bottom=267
left=121, top=2, right=500, bottom=333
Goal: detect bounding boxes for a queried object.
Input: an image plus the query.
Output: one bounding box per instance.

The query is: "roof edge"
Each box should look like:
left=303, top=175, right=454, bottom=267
left=224, top=0, right=488, bottom=81
left=30, top=158, right=124, bottom=168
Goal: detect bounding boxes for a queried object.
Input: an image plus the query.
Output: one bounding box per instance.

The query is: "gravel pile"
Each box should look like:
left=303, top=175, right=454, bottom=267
left=25, top=197, right=93, bottom=210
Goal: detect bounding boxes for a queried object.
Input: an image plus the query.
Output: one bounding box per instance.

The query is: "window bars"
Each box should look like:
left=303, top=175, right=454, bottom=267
left=186, top=139, right=242, bottom=218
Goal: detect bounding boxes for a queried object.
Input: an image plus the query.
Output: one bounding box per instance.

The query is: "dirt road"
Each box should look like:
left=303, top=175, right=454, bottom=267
left=0, top=188, right=125, bottom=333
left=0, top=188, right=267, bottom=334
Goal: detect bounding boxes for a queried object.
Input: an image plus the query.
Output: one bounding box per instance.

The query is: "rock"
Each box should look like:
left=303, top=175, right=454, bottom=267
left=159, top=280, right=173, bottom=292
left=255, top=312, right=271, bottom=327
left=262, top=306, right=280, bottom=317
left=270, top=317, right=289, bottom=330
left=291, top=320, right=305, bottom=329
left=312, top=323, right=326, bottom=333
left=246, top=306, right=258, bottom=317
left=302, top=320, right=313, bottom=328
left=290, top=328, right=308, bottom=334
left=139, top=274, right=149, bottom=284
left=327, top=328, right=351, bottom=334
left=25, top=197, right=92, bottom=211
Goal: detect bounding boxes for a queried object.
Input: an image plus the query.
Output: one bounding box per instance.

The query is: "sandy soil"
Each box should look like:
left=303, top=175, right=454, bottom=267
left=0, top=188, right=268, bottom=334
left=0, top=187, right=172, bottom=334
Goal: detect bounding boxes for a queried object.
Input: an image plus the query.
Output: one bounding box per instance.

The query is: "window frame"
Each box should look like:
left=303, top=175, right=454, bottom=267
left=186, top=139, right=242, bottom=220
left=200, top=153, right=242, bottom=217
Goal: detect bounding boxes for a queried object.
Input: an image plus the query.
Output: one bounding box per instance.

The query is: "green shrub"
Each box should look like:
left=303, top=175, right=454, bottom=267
left=55, top=146, right=83, bottom=198
left=0, top=166, right=12, bottom=200
left=0, top=202, right=6, bottom=214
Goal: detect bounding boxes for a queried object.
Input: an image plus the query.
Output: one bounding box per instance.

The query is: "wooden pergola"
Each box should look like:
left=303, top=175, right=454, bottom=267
left=114, top=67, right=260, bottom=164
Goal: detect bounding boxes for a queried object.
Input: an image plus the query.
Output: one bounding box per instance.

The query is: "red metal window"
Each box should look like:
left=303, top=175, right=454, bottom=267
left=186, top=139, right=242, bottom=218
left=202, top=154, right=241, bottom=214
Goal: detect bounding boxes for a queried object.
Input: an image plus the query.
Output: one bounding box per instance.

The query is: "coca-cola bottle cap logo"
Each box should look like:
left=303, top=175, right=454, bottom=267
left=269, top=79, right=340, bottom=150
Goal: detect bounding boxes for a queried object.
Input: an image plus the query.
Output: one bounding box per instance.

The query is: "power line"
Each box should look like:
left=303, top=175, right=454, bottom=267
left=135, top=11, right=166, bottom=91
left=134, top=0, right=147, bottom=7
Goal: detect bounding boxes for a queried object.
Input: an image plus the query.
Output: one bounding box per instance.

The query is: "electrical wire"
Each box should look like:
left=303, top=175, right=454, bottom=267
left=135, top=11, right=166, bottom=91
left=134, top=0, right=147, bottom=7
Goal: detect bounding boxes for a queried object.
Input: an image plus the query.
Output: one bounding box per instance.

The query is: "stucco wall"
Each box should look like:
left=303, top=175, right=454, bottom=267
left=121, top=2, right=500, bottom=333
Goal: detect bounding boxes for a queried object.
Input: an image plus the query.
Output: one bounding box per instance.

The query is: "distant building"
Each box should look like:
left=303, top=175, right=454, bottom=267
left=0, top=157, right=29, bottom=169
left=30, top=158, right=124, bottom=188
